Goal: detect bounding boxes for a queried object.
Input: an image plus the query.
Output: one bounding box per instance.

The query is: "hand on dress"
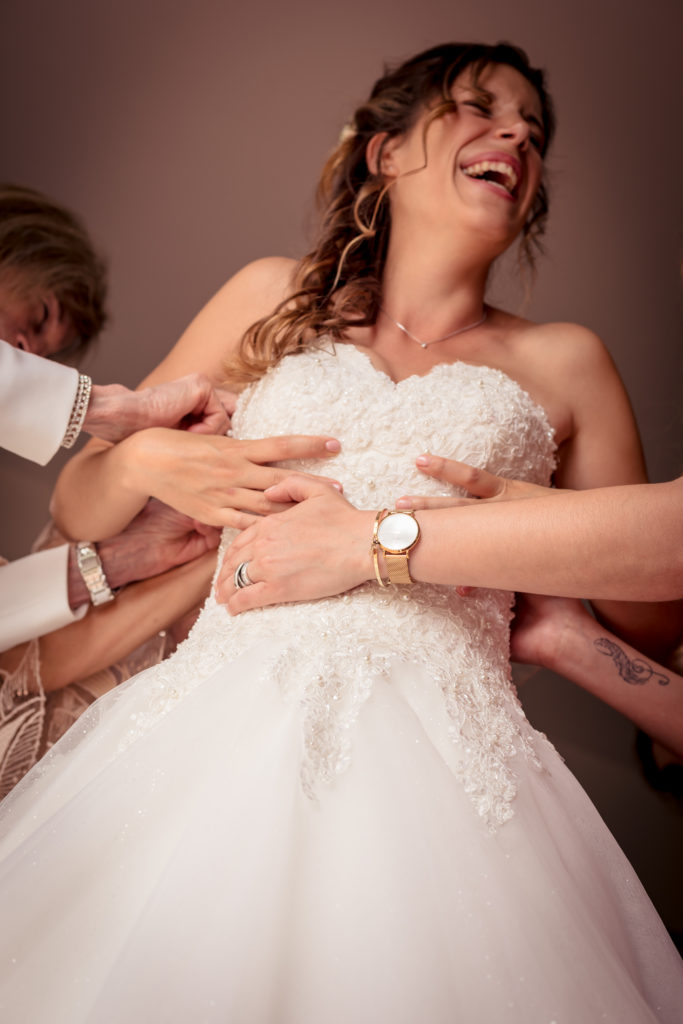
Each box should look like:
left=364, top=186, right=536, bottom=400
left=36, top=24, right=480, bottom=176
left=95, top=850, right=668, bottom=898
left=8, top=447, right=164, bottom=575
left=510, top=592, right=589, bottom=670
left=97, top=499, right=222, bottom=588
left=120, top=432, right=343, bottom=529
left=395, top=454, right=553, bottom=510
left=85, top=374, right=237, bottom=442
left=67, top=498, right=223, bottom=607
left=215, top=476, right=374, bottom=614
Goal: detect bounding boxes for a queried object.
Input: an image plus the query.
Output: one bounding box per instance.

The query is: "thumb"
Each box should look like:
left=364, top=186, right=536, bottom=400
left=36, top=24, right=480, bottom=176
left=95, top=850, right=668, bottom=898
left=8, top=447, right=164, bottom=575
left=265, top=474, right=341, bottom=504
left=215, top=388, right=239, bottom=415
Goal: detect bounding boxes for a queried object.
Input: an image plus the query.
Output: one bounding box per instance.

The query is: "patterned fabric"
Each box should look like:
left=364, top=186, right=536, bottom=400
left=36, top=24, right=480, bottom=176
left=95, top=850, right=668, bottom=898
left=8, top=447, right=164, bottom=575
left=121, top=342, right=556, bottom=827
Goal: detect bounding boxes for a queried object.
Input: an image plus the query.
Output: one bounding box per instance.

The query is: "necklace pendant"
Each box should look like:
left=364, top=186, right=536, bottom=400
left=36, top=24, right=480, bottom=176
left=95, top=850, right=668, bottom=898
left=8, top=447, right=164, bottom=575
left=379, top=307, right=488, bottom=349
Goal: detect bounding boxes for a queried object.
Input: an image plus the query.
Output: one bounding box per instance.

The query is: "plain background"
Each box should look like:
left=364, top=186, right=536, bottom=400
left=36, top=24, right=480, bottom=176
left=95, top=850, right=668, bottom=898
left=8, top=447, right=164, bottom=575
left=1, top=0, right=681, bottom=938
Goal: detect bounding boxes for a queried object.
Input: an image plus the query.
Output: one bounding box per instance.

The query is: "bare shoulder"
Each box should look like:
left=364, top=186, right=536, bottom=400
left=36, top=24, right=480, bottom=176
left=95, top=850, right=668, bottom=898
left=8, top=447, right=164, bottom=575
left=500, top=316, right=623, bottom=405
left=518, top=321, right=644, bottom=487
left=202, top=256, right=298, bottom=326
left=223, top=256, right=298, bottom=304
left=485, top=312, right=644, bottom=486
left=140, top=257, right=298, bottom=388
left=511, top=317, right=615, bottom=373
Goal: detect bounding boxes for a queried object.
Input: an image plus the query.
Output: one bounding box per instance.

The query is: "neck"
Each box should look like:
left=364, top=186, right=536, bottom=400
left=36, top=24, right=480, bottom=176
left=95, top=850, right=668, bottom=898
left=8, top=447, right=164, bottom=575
left=379, top=229, right=494, bottom=338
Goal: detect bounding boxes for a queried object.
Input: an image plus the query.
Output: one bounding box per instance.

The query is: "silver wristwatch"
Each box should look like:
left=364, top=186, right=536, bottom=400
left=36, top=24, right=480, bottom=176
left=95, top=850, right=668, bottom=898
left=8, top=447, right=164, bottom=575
left=75, top=541, right=115, bottom=605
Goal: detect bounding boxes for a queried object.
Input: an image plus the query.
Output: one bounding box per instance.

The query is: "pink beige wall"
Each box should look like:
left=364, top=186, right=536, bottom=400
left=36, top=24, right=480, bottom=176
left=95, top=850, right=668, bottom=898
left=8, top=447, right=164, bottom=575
left=1, top=0, right=681, bottom=934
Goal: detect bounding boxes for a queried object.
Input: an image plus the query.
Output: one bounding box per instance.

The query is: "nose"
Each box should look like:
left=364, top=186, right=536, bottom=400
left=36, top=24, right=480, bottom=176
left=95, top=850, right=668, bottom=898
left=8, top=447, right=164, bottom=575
left=494, top=118, right=531, bottom=150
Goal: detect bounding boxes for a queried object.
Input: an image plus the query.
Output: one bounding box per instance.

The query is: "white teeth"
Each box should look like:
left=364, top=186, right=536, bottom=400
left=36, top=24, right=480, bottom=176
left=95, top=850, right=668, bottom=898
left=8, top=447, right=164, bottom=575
left=462, top=160, right=519, bottom=193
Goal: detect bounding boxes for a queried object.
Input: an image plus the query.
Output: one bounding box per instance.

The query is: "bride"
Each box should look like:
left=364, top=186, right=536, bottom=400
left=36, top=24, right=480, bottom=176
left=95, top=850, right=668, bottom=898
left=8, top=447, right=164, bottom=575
left=3, top=42, right=682, bottom=1023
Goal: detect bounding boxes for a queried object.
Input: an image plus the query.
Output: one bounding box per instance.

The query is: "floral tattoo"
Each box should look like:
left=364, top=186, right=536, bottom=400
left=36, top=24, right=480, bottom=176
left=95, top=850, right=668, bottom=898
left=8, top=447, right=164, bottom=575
left=593, top=638, right=669, bottom=687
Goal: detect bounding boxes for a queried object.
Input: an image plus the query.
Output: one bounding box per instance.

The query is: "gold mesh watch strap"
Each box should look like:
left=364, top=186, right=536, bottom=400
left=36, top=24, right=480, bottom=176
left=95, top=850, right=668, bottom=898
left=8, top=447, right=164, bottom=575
left=384, top=551, right=413, bottom=585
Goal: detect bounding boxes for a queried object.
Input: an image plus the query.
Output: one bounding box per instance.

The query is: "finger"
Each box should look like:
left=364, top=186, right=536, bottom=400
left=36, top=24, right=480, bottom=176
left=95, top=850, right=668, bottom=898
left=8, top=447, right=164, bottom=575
left=190, top=520, right=222, bottom=540
left=186, top=390, right=231, bottom=435
left=225, top=581, right=276, bottom=616
left=181, top=533, right=220, bottom=561
left=216, top=553, right=261, bottom=605
left=415, top=455, right=504, bottom=498
left=212, top=506, right=272, bottom=531
left=187, top=411, right=231, bottom=435
left=263, top=474, right=342, bottom=504
left=395, top=495, right=477, bottom=510
left=196, top=483, right=296, bottom=519
left=236, top=435, right=341, bottom=464
left=214, top=388, right=239, bottom=415
left=264, top=470, right=343, bottom=496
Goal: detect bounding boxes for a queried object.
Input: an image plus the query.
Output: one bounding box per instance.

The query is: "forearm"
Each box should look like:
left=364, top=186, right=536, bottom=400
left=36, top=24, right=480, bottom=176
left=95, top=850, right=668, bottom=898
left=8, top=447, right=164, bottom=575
left=222, top=477, right=683, bottom=620
left=51, top=432, right=156, bottom=540
left=407, top=482, right=683, bottom=601
left=539, top=611, right=683, bottom=759
left=34, top=552, right=215, bottom=691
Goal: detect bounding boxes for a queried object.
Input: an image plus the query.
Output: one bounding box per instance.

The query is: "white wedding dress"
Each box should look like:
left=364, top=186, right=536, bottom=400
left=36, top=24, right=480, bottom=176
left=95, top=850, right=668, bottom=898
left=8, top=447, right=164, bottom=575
left=0, top=342, right=681, bottom=1024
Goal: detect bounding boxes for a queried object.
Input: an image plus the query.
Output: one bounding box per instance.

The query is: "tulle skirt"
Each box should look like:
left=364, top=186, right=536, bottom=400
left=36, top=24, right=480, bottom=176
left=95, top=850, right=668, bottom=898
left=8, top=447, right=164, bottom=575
left=0, top=639, right=681, bottom=1023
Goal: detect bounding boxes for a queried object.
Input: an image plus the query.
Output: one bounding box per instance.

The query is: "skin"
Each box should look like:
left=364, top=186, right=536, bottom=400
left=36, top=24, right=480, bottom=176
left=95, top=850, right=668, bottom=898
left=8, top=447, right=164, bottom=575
left=51, top=257, right=342, bottom=537
left=217, top=467, right=683, bottom=605
left=65, top=499, right=221, bottom=608
left=510, top=593, right=683, bottom=760
left=82, top=374, right=235, bottom=442
left=0, top=280, right=76, bottom=356
left=53, top=64, right=683, bottom=660
left=0, top=551, right=215, bottom=692
left=217, top=464, right=683, bottom=749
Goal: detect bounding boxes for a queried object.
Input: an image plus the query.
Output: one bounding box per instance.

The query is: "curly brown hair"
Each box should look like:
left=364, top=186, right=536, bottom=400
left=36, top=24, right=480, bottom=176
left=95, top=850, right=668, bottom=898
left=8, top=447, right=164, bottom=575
left=0, top=184, right=108, bottom=355
left=230, top=42, right=555, bottom=382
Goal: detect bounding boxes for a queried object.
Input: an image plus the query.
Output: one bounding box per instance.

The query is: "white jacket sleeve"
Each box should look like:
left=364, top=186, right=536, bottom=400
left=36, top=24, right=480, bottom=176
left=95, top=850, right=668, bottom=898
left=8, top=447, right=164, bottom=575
left=0, top=341, right=79, bottom=465
left=0, top=546, right=87, bottom=651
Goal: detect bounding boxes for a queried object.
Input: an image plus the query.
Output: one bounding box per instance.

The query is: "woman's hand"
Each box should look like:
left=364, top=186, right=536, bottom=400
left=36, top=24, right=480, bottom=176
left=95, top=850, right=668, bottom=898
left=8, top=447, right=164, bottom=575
left=216, top=476, right=374, bottom=614
left=55, top=432, right=343, bottom=538
left=510, top=592, right=589, bottom=669
left=395, top=454, right=553, bottom=510
left=125, top=431, right=344, bottom=529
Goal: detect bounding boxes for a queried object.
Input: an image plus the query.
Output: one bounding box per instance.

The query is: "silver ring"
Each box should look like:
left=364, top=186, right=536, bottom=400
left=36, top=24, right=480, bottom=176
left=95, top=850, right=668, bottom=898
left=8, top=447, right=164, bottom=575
left=233, top=561, right=254, bottom=589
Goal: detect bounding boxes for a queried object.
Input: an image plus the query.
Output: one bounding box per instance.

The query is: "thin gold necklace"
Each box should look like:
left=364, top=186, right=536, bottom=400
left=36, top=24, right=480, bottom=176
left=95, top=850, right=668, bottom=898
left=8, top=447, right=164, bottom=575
left=380, top=307, right=487, bottom=349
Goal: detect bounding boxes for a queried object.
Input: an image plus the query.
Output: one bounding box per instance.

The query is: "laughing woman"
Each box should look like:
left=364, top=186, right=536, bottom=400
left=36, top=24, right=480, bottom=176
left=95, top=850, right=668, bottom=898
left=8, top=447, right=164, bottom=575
left=2, top=42, right=682, bottom=1023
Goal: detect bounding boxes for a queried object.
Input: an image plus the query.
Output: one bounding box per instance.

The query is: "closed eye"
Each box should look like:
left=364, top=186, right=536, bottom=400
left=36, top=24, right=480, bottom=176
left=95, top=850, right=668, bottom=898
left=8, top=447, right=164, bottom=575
left=462, top=100, right=490, bottom=115
left=34, top=302, right=49, bottom=332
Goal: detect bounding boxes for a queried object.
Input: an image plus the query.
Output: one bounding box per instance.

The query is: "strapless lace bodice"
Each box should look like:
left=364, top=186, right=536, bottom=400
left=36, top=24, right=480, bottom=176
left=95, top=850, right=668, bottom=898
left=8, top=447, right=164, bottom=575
left=126, top=343, right=556, bottom=827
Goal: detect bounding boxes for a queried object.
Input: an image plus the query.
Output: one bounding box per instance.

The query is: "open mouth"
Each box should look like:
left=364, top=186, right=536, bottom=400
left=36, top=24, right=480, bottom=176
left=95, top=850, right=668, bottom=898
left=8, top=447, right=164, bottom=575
left=461, top=160, right=519, bottom=197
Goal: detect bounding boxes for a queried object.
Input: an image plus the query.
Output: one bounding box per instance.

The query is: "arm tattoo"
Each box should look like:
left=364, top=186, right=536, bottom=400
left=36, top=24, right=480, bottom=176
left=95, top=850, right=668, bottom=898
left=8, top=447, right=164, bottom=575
left=593, top=637, right=670, bottom=687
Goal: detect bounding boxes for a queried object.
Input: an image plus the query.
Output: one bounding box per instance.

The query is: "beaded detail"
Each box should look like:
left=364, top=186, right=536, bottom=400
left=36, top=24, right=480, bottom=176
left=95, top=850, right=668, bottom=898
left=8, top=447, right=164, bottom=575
left=61, top=373, right=92, bottom=449
left=120, top=343, right=556, bottom=828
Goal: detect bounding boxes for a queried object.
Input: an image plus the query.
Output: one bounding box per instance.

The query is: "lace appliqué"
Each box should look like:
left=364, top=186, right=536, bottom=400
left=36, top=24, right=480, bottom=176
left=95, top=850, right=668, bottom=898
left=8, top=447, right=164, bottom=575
left=118, top=344, right=556, bottom=829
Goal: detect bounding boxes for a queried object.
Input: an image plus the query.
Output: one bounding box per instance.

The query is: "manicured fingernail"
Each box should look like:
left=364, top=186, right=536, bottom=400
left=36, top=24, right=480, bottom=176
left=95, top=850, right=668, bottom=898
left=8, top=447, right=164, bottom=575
left=332, top=482, right=343, bottom=491
left=325, top=439, right=341, bottom=452
left=395, top=497, right=411, bottom=508
left=415, top=454, right=430, bottom=466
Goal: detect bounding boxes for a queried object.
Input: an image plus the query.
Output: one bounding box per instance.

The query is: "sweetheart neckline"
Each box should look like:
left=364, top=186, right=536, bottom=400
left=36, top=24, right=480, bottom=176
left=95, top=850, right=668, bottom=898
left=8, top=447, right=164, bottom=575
left=334, top=342, right=556, bottom=443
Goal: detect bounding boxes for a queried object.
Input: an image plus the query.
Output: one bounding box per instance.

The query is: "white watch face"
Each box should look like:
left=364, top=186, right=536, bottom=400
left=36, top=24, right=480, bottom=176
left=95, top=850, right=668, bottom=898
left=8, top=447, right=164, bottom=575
left=377, top=512, right=419, bottom=552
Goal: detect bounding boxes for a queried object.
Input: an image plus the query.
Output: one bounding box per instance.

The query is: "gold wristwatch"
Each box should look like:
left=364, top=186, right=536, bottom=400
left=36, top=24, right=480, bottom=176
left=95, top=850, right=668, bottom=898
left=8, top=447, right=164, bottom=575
left=372, top=510, right=421, bottom=586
